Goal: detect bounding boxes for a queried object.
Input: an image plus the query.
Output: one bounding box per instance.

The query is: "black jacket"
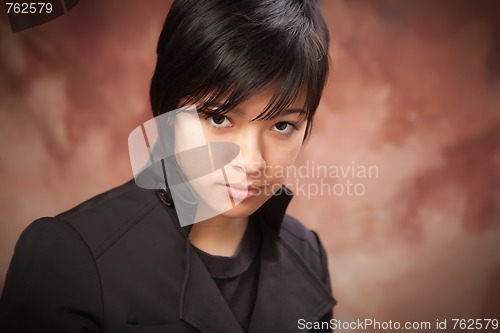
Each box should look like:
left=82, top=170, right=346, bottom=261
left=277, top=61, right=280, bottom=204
left=0, top=179, right=336, bottom=332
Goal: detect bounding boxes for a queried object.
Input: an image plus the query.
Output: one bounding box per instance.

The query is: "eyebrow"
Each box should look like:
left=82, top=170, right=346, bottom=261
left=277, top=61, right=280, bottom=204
left=267, top=108, right=306, bottom=119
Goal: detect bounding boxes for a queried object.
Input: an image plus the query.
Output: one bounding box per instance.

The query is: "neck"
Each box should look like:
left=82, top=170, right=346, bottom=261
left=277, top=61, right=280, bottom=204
left=188, top=215, right=248, bottom=257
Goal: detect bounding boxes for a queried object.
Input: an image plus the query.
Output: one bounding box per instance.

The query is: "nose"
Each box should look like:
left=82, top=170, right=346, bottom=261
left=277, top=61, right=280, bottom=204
left=234, top=133, right=266, bottom=178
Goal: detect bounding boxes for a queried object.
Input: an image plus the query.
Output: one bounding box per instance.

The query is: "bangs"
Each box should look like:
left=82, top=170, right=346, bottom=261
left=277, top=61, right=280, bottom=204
left=180, top=34, right=328, bottom=137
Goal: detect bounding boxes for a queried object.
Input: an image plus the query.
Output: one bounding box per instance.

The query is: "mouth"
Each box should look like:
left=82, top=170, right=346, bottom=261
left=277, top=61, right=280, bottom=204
left=225, top=183, right=261, bottom=200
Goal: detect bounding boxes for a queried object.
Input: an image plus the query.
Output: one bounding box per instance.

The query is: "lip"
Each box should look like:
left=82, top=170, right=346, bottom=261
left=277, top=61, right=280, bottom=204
left=224, top=183, right=261, bottom=200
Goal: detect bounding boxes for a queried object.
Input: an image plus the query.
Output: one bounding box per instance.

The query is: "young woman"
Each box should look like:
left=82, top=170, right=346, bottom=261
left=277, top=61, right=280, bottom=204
left=0, top=0, right=336, bottom=332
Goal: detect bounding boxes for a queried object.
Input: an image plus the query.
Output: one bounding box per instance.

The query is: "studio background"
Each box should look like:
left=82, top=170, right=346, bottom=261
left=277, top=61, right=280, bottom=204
left=1, top=0, right=499, bottom=329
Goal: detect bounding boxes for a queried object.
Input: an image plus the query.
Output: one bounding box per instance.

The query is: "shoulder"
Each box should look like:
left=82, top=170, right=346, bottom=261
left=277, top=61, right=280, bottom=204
left=56, top=178, right=158, bottom=224
left=0, top=216, right=104, bottom=331
left=11, top=179, right=157, bottom=253
left=12, top=179, right=178, bottom=264
left=12, top=216, right=93, bottom=267
left=15, top=215, right=88, bottom=254
left=51, top=179, right=172, bottom=256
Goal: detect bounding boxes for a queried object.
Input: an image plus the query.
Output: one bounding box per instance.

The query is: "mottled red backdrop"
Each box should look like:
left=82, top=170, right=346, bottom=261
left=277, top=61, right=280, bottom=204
left=1, top=0, right=499, bottom=329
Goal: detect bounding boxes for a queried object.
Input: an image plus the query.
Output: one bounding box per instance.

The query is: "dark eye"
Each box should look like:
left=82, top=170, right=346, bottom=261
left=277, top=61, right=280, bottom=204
left=207, top=114, right=232, bottom=128
left=272, top=121, right=295, bottom=134
left=212, top=115, right=226, bottom=125
left=275, top=122, right=288, bottom=131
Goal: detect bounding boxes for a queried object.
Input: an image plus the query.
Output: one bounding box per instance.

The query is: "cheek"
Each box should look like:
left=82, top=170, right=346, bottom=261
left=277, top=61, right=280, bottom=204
left=263, top=137, right=304, bottom=180
left=173, top=113, right=208, bottom=176
left=174, top=116, right=206, bottom=149
left=273, top=133, right=304, bottom=163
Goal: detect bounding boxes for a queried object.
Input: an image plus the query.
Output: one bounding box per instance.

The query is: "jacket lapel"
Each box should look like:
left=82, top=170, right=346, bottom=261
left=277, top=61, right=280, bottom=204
left=247, top=189, right=335, bottom=333
left=247, top=231, right=335, bottom=333
left=180, top=242, right=244, bottom=333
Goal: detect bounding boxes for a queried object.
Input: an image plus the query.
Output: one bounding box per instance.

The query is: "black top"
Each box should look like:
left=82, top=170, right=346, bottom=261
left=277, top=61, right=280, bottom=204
left=192, top=218, right=262, bottom=332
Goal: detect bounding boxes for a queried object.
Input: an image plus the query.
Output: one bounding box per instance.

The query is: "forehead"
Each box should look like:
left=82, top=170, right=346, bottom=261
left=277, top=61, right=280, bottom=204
left=234, top=86, right=306, bottom=109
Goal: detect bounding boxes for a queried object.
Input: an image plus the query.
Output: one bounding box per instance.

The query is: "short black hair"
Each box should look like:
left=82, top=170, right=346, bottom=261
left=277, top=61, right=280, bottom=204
left=150, top=0, right=330, bottom=139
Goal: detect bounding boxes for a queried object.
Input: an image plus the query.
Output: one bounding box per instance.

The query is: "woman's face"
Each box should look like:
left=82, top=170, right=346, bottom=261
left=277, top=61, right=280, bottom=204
left=174, top=87, right=307, bottom=222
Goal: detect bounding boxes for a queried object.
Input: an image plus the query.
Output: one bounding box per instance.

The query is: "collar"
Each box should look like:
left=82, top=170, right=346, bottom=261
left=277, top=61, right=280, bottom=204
left=254, top=186, right=294, bottom=235
left=160, top=187, right=334, bottom=333
left=158, top=185, right=294, bottom=237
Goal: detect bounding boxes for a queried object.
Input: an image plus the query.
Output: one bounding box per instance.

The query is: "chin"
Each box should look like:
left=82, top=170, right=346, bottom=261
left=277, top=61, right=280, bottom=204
left=220, top=195, right=270, bottom=219
left=219, top=203, right=259, bottom=219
